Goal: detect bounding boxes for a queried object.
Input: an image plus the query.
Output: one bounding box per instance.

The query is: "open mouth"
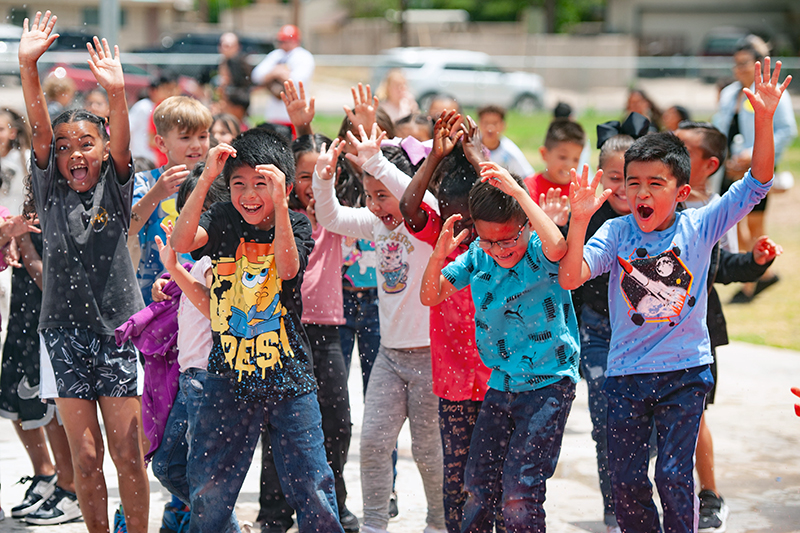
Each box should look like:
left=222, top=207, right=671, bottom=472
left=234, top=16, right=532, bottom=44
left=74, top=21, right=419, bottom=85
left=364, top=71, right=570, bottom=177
left=242, top=203, right=262, bottom=215
left=637, top=204, right=654, bottom=220
left=70, top=165, right=88, bottom=181
left=379, top=214, right=398, bottom=226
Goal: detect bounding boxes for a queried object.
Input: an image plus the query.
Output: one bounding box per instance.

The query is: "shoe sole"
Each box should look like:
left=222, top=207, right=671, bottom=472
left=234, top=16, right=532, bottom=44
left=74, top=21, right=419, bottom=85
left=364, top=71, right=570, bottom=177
left=25, top=514, right=83, bottom=526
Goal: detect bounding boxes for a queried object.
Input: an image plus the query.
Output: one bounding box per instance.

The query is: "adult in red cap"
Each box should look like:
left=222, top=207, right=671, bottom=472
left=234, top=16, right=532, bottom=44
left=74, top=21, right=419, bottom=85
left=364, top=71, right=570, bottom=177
left=252, top=24, right=315, bottom=126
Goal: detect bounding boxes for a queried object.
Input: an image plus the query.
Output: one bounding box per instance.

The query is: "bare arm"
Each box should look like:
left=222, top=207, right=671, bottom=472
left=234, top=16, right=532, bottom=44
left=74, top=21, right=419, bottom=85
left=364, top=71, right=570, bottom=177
left=281, top=80, right=314, bottom=137
left=19, top=233, right=43, bottom=291
left=420, top=214, right=466, bottom=306
left=260, top=164, right=300, bottom=280
left=130, top=165, right=190, bottom=235
left=156, top=232, right=211, bottom=320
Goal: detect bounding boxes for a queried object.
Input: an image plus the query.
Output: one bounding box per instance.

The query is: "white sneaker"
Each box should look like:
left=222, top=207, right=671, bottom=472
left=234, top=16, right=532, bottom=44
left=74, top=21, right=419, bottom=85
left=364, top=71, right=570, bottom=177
left=606, top=526, right=622, bottom=533
left=11, top=474, right=57, bottom=517
left=24, top=486, right=82, bottom=525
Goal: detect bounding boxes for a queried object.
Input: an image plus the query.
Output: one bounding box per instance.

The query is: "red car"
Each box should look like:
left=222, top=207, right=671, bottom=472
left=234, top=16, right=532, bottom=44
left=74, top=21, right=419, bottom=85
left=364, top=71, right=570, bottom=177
left=45, top=61, right=154, bottom=102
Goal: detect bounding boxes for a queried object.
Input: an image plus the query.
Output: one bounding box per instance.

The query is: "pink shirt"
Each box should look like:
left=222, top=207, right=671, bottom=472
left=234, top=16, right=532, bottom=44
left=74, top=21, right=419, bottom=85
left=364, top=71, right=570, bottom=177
left=301, top=217, right=345, bottom=326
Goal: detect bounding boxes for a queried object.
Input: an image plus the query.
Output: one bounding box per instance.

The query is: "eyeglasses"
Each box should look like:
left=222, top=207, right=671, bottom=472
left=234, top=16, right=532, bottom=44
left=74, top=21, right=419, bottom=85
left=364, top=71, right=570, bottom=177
left=477, top=226, right=525, bottom=251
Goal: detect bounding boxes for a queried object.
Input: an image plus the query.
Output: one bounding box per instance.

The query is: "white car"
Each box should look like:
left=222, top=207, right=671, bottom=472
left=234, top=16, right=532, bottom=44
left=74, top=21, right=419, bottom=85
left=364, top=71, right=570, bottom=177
left=372, top=47, right=545, bottom=113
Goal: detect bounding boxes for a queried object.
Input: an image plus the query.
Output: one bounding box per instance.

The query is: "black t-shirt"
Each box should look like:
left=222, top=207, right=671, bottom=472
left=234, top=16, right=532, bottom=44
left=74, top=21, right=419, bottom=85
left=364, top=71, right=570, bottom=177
left=193, top=202, right=316, bottom=402
left=31, top=144, right=144, bottom=335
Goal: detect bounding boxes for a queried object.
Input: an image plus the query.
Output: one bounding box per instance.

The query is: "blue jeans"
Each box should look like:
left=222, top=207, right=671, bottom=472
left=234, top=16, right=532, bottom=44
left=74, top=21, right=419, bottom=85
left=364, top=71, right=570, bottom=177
left=339, top=288, right=380, bottom=394
left=579, top=305, right=617, bottom=527
left=604, top=366, right=713, bottom=533
left=187, top=373, right=342, bottom=533
left=462, top=380, right=576, bottom=533
left=151, top=369, right=240, bottom=532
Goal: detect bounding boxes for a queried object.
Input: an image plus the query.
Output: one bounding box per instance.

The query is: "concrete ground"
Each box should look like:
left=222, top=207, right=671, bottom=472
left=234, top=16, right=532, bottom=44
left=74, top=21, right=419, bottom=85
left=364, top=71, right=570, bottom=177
left=1, top=340, right=799, bottom=532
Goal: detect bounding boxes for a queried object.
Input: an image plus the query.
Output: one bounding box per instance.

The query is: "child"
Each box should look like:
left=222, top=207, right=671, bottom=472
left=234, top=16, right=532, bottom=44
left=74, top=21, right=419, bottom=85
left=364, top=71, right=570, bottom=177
left=130, top=95, right=212, bottom=304
left=313, top=125, right=445, bottom=533
left=559, top=58, right=790, bottom=533
left=211, top=113, right=242, bottom=145
left=420, top=161, right=579, bottom=531
left=84, top=88, right=110, bottom=122
left=19, top=11, right=148, bottom=533
left=170, top=130, right=343, bottom=533
left=523, top=118, right=585, bottom=204
left=129, top=72, right=179, bottom=166
left=478, top=105, right=534, bottom=179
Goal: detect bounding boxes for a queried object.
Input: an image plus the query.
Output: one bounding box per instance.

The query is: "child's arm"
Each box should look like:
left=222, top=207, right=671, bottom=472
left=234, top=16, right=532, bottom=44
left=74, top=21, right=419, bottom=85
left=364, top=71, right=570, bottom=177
left=479, top=161, right=568, bottom=262
left=281, top=80, right=314, bottom=137
left=716, top=235, right=781, bottom=285
left=18, top=11, right=59, bottom=168
left=460, top=115, right=487, bottom=174
left=18, top=233, right=43, bottom=291
left=559, top=166, right=612, bottom=290
left=420, top=214, right=467, bottom=306
left=171, top=144, right=236, bottom=253
left=744, top=57, right=792, bottom=183
left=156, top=226, right=211, bottom=320
left=343, top=83, right=378, bottom=134
left=400, top=111, right=462, bottom=232
left=130, top=165, right=191, bottom=235
left=260, top=163, right=300, bottom=280
left=86, top=36, right=131, bottom=177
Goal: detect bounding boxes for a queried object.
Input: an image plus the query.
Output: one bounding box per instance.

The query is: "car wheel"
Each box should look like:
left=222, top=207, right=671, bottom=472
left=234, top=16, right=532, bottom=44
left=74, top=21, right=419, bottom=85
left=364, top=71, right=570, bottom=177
left=514, top=93, right=542, bottom=114
left=417, top=93, right=438, bottom=114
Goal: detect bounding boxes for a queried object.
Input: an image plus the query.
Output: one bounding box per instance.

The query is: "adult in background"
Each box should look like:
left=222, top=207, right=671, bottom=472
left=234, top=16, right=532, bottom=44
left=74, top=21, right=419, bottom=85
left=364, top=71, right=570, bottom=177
left=251, top=25, right=315, bottom=127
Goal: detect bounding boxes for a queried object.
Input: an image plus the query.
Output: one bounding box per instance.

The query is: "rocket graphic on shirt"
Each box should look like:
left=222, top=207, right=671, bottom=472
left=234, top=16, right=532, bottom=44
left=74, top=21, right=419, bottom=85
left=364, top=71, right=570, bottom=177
left=617, top=246, right=696, bottom=327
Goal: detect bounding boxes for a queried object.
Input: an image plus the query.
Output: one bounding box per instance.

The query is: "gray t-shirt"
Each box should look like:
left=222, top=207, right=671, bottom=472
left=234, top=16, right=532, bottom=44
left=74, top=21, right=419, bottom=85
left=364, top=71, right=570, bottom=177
left=31, top=143, right=144, bottom=335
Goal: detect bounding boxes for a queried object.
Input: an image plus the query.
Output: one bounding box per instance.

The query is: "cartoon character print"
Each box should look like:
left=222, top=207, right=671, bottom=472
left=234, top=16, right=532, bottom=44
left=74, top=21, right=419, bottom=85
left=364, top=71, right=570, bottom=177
left=379, top=241, right=409, bottom=294
left=211, top=238, right=295, bottom=382
left=617, top=246, right=696, bottom=327
left=342, top=237, right=377, bottom=278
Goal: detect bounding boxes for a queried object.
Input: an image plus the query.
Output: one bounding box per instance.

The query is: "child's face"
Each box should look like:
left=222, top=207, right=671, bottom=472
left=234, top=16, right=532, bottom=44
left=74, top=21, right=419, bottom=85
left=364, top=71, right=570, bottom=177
left=54, top=120, right=109, bottom=193
left=662, top=107, right=683, bottom=132
left=85, top=92, right=109, bottom=119
left=230, top=165, right=291, bottom=230
left=211, top=121, right=236, bottom=145
left=474, top=218, right=530, bottom=269
left=364, top=174, right=402, bottom=229
left=539, top=141, right=583, bottom=185
left=625, top=160, right=691, bottom=232
left=157, top=128, right=210, bottom=169
left=440, top=197, right=475, bottom=246
left=675, top=129, right=717, bottom=189
left=600, top=151, right=630, bottom=215
left=478, top=112, right=505, bottom=150
left=0, top=114, right=17, bottom=155
left=293, top=152, right=316, bottom=209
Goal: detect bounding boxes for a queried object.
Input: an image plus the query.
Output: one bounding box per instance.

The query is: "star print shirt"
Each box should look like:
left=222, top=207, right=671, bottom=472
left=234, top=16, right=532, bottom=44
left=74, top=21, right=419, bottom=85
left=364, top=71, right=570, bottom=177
left=31, top=142, right=144, bottom=335
left=442, top=232, right=579, bottom=393
left=582, top=172, right=770, bottom=377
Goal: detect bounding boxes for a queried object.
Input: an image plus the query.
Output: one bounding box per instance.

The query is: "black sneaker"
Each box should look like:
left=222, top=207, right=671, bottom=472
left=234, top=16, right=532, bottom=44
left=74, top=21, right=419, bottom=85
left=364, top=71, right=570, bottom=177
left=340, top=506, right=359, bottom=532
left=24, top=486, right=82, bottom=525
left=11, top=474, right=57, bottom=518
left=698, top=489, right=729, bottom=533
left=388, top=491, right=398, bottom=520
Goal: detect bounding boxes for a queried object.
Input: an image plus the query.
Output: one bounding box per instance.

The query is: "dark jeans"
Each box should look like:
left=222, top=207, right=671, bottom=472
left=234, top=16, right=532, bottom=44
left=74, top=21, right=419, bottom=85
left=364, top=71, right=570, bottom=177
left=462, top=380, right=576, bottom=533
left=258, top=325, right=352, bottom=529
left=339, top=288, right=380, bottom=394
left=604, top=365, right=713, bottom=533
left=579, top=305, right=617, bottom=527
left=187, top=373, right=342, bottom=533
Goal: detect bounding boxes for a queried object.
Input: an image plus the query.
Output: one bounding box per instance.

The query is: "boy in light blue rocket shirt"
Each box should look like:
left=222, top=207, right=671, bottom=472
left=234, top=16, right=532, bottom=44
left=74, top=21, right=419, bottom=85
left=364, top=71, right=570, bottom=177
left=559, top=58, right=790, bottom=533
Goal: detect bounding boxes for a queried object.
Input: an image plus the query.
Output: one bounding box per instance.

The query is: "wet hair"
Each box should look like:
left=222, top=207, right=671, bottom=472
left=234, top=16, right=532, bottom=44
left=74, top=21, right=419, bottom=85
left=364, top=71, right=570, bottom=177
left=468, top=172, right=528, bottom=225
left=153, top=96, right=213, bottom=137
left=223, top=127, right=295, bottom=187
left=598, top=134, right=635, bottom=170
left=544, top=118, right=585, bottom=149
left=254, top=122, right=293, bottom=144
left=51, top=109, right=109, bottom=142
left=477, top=105, right=506, bottom=121
left=211, top=113, right=242, bottom=142
left=624, top=132, right=691, bottom=187
left=176, top=162, right=230, bottom=213
left=433, top=144, right=479, bottom=203
left=677, top=121, right=728, bottom=165
left=735, top=34, right=769, bottom=63
left=288, top=133, right=331, bottom=210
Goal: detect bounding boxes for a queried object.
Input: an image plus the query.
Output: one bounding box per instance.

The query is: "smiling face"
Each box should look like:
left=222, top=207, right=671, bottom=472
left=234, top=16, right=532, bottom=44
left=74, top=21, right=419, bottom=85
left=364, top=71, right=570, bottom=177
left=293, top=152, right=316, bottom=209
left=600, top=151, right=630, bottom=215
left=157, top=127, right=210, bottom=169
left=473, top=218, right=530, bottom=269
left=364, top=174, right=402, bottom=229
left=230, top=165, right=292, bottom=230
left=625, top=160, right=691, bottom=232
left=478, top=112, right=505, bottom=151
left=211, top=121, right=237, bottom=145
left=54, top=120, right=109, bottom=193
left=539, top=141, right=583, bottom=185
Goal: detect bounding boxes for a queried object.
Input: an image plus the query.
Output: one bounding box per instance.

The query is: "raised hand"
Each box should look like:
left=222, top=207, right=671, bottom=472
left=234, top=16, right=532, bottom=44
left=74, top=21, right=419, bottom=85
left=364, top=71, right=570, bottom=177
left=19, top=11, right=59, bottom=65
left=479, top=161, right=525, bottom=198
left=86, top=36, right=124, bottom=93
left=568, top=165, right=611, bottom=223
left=431, top=110, right=463, bottom=161
left=743, top=57, right=792, bottom=117
left=0, top=214, right=41, bottom=240
left=156, top=222, right=177, bottom=272
left=433, top=214, right=469, bottom=260
left=204, top=143, right=237, bottom=180
left=539, top=188, right=570, bottom=226
left=345, top=123, right=387, bottom=168
left=258, top=164, right=288, bottom=205
left=154, top=165, right=190, bottom=200
left=344, top=83, right=379, bottom=133
left=752, top=235, right=783, bottom=265
left=315, top=138, right=344, bottom=181
left=306, top=197, right=318, bottom=230
left=460, top=115, right=486, bottom=171
left=281, top=80, right=315, bottom=133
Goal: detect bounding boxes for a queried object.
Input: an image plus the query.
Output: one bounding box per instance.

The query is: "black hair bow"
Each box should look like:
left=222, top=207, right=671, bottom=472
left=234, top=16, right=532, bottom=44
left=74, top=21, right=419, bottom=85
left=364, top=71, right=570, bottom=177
left=596, top=112, right=651, bottom=149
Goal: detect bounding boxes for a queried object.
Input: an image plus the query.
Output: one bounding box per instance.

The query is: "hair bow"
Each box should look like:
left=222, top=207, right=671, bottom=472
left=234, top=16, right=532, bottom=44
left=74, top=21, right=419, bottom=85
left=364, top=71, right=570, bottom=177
left=596, top=112, right=651, bottom=149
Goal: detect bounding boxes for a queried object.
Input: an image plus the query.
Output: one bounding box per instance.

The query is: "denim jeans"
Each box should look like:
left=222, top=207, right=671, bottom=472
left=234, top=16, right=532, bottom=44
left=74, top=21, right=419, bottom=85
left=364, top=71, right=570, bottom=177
left=462, top=380, right=576, bottom=533
left=339, top=288, right=380, bottom=394
left=579, top=305, right=617, bottom=527
left=187, top=373, right=342, bottom=533
left=604, top=365, right=713, bottom=533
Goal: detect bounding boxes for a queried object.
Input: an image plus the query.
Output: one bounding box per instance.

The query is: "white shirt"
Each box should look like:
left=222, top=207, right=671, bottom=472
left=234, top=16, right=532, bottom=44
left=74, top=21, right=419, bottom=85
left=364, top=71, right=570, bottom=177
left=177, top=256, right=213, bottom=372
left=488, top=136, right=534, bottom=178
left=251, top=47, right=315, bottom=123
left=129, top=97, right=156, bottom=163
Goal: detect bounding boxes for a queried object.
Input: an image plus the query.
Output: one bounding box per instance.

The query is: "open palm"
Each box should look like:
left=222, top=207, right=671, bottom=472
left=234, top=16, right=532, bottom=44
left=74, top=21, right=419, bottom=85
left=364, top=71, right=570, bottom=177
left=569, top=166, right=611, bottom=222
left=87, top=36, right=124, bottom=93
left=19, top=11, right=58, bottom=64
left=743, top=57, right=792, bottom=116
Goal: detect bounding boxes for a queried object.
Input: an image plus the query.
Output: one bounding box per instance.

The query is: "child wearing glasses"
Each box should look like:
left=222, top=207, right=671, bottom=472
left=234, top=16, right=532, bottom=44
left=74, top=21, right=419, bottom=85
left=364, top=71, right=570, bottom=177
left=420, top=161, right=580, bottom=531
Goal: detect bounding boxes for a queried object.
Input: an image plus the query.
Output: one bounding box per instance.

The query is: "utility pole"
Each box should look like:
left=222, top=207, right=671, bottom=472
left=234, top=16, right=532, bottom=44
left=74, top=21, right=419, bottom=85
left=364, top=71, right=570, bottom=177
left=399, top=0, right=409, bottom=47
left=292, top=0, right=301, bottom=27
left=99, top=0, right=121, bottom=47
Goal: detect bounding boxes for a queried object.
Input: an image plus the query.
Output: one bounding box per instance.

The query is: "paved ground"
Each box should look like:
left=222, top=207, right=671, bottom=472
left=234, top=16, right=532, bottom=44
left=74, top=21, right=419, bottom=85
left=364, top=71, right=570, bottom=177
left=1, top=340, right=799, bottom=532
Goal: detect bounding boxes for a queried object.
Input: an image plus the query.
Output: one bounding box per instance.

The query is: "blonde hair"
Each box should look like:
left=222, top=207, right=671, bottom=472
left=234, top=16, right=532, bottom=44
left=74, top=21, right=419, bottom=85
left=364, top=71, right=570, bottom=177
left=153, top=96, right=213, bottom=136
left=376, top=69, right=407, bottom=102
left=42, top=76, right=76, bottom=101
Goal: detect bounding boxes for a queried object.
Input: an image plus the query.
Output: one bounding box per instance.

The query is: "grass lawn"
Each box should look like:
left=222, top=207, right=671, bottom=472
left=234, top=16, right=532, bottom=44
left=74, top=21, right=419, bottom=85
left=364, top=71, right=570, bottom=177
left=308, top=109, right=800, bottom=351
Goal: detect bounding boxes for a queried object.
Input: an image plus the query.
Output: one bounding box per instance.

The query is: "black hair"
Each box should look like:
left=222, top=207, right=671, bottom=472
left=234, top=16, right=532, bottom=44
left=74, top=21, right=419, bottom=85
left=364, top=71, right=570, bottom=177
left=338, top=112, right=396, bottom=141
left=211, top=113, right=242, bottom=141
left=176, top=161, right=230, bottom=213
left=223, top=87, right=250, bottom=113
left=150, top=70, right=178, bottom=89
left=434, top=144, right=479, bottom=203
left=468, top=172, right=528, bottom=225
left=288, top=133, right=332, bottom=210
left=553, top=101, right=573, bottom=118
left=544, top=118, right=585, bottom=149
left=254, top=122, right=293, bottom=144
left=427, top=94, right=462, bottom=115
left=381, top=145, right=415, bottom=176
left=51, top=109, right=109, bottom=142
left=677, top=121, right=728, bottom=165
left=223, top=128, right=295, bottom=187
left=335, top=157, right=364, bottom=207
left=477, top=104, right=506, bottom=120
left=624, top=132, right=691, bottom=186
left=671, top=105, right=690, bottom=123
left=598, top=134, right=635, bottom=170
left=395, top=113, right=434, bottom=139
left=735, top=35, right=769, bottom=63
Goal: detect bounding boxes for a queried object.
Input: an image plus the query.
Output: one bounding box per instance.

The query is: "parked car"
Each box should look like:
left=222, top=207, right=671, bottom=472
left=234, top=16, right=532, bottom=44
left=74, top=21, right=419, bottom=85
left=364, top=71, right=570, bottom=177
left=46, top=61, right=154, bottom=102
left=372, top=47, right=545, bottom=113
left=0, top=23, right=22, bottom=75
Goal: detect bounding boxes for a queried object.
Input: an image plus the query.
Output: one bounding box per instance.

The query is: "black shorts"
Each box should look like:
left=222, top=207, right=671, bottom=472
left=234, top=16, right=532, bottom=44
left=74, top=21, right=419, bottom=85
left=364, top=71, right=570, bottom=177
left=704, top=357, right=718, bottom=409
left=41, top=328, right=139, bottom=400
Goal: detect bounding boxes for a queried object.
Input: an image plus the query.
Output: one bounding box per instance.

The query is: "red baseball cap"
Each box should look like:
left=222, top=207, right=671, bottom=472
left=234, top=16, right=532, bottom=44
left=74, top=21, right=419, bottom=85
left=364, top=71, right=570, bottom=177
left=277, top=25, right=300, bottom=42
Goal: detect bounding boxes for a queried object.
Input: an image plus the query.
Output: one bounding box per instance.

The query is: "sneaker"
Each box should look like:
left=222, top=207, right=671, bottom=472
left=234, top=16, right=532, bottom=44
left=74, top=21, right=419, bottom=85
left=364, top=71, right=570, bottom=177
left=388, top=491, right=398, bottom=521
left=606, top=526, right=622, bottom=533
left=698, top=490, right=729, bottom=533
left=160, top=502, right=191, bottom=533
left=340, top=506, right=360, bottom=532
left=114, top=505, right=127, bottom=533
left=423, top=527, right=447, bottom=533
left=11, top=474, right=58, bottom=517
left=24, top=486, right=82, bottom=525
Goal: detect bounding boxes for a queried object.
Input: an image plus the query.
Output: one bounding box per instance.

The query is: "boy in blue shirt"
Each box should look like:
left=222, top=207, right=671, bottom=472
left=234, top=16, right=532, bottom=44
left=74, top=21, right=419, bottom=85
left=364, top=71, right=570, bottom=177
left=421, top=161, right=579, bottom=532
left=559, top=58, right=790, bottom=533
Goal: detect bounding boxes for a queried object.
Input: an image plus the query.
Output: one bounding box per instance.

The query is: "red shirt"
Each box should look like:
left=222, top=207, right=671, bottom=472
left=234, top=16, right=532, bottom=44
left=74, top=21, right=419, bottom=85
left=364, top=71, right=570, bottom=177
left=524, top=172, right=569, bottom=203
left=408, top=203, right=491, bottom=401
